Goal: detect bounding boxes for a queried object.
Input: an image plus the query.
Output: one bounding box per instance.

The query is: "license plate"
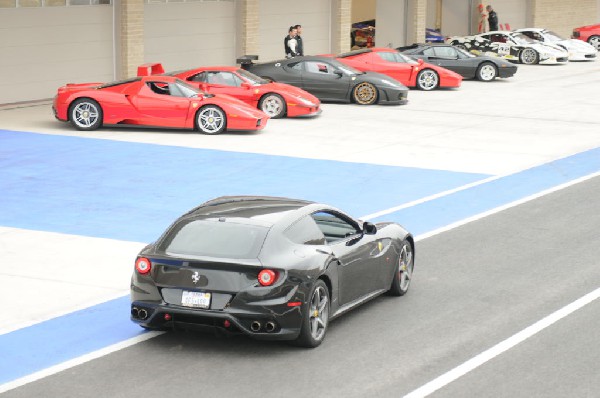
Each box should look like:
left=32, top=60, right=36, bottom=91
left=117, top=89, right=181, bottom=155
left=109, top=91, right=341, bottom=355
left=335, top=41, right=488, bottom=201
left=181, top=291, right=211, bottom=309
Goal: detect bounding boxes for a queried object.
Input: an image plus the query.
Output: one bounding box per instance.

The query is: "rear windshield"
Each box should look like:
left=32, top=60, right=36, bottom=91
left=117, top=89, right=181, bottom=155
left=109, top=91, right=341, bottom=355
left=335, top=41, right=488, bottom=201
left=158, top=219, right=269, bottom=259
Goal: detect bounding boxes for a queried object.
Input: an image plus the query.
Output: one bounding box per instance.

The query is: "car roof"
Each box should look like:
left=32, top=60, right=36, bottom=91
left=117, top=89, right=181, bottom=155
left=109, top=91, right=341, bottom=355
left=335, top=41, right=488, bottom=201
left=182, top=196, right=316, bottom=226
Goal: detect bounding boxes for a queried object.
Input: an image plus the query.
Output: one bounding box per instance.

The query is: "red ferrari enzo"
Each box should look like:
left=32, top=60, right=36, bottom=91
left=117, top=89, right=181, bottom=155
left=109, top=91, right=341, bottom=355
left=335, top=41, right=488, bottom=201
left=138, top=63, right=321, bottom=119
left=53, top=75, right=268, bottom=134
left=331, top=47, right=462, bottom=91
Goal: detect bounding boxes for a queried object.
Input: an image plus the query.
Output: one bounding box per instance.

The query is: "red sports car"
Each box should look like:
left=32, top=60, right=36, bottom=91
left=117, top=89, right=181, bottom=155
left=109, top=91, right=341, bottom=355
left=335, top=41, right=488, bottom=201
left=138, top=63, right=321, bottom=119
left=331, top=47, right=462, bottom=91
left=572, top=24, right=600, bottom=50
left=53, top=75, right=268, bottom=135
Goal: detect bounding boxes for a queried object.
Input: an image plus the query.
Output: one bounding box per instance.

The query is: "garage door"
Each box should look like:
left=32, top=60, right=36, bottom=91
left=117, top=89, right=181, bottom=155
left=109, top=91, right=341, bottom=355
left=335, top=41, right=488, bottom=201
left=144, top=0, right=236, bottom=71
left=259, top=0, right=332, bottom=62
left=0, top=6, right=113, bottom=104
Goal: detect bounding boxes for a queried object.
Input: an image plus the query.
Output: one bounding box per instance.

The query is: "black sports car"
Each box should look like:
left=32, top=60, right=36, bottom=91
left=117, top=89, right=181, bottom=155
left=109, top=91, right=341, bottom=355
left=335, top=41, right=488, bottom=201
left=238, top=55, right=408, bottom=105
left=130, top=196, right=415, bottom=348
left=398, top=43, right=518, bottom=81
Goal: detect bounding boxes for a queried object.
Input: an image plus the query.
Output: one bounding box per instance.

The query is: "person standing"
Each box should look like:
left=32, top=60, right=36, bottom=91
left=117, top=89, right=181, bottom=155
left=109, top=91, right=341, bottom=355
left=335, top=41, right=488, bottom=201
left=294, top=24, right=304, bottom=56
left=284, top=26, right=299, bottom=58
left=486, top=5, right=498, bottom=31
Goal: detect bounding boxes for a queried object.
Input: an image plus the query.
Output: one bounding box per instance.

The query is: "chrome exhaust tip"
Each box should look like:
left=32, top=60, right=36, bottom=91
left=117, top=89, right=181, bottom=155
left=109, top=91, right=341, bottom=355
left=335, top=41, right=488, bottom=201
left=265, top=321, right=276, bottom=332
left=131, top=307, right=139, bottom=318
left=250, top=321, right=261, bottom=332
left=138, top=308, right=148, bottom=320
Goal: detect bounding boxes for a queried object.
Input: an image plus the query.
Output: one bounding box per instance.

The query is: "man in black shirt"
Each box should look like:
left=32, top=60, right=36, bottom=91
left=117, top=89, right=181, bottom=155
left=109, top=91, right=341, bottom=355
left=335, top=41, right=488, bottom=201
left=284, top=26, right=299, bottom=58
left=486, top=5, right=499, bottom=31
left=294, top=24, right=304, bottom=56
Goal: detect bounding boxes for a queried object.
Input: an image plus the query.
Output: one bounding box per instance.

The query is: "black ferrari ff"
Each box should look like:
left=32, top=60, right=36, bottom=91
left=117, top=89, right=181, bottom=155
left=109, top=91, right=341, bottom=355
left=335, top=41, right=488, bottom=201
left=237, top=55, right=408, bottom=105
left=130, top=196, right=415, bottom=347
left=398, top=43, right=518, bottom=81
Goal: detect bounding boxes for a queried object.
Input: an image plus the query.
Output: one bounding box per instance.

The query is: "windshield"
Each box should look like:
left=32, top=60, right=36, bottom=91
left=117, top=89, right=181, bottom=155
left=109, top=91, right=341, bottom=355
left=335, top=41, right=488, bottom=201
left=159, top=219, right=269, bottom=259
left=174, top=80, right=201, bottom=98
left=98, top=77, right=141, bottom=89
left=337, top=64, right=363, bottom=75
left=511, top=33, right=536, bottom=45
left=456, top=47, right=475, bottom=58
left=237, top=69, right=269, bottom=85
left=544, top=30, right=564, bottom=41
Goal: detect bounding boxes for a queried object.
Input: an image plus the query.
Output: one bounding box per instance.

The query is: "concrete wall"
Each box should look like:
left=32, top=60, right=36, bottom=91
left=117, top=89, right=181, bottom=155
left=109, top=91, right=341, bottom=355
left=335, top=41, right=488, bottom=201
left=530, top=0, right=598, bottom=37
left=0, top=7, right=114, bottom=104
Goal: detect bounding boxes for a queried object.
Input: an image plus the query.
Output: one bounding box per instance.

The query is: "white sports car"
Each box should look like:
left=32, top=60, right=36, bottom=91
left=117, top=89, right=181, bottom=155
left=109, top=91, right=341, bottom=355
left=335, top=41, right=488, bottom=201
left=447, top=31, right=570, bottom=65
left=516, top=28, right=597, bottom=61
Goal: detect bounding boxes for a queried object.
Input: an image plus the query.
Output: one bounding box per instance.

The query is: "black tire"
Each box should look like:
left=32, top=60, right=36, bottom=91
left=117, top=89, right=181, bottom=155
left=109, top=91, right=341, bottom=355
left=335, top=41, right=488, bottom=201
left=519, top=48, right=539, bottom=65
left=352, top=82, right=378, bottom=105
left=69, top=98, right=103, bottom=131
left=476, top=62, right=498, bottom=81
left=388, top=240, right=414, bottom=296
left=588, top=35, right=600, bottom=51
left=416, top=69, right=439, bottom=91
left=259, top=93, right=287, bottom=118
left=196, top=105, right=227, bottom=135
left=294, top=279, right=330, bottom=348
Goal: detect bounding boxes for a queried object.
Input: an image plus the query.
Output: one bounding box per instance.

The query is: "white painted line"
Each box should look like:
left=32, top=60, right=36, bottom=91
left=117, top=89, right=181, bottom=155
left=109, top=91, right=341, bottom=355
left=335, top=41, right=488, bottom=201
left=403, top=286, right=600, bottom=398
left=0, top=331, right=164, bottom=394
left=360, top=175, right=500, bottom=220
left=414, top=171, right=600, bottom=242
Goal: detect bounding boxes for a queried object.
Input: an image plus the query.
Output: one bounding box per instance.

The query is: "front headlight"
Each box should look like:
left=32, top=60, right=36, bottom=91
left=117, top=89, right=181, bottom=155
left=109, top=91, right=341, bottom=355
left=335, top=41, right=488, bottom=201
left=297, top=97, right=316, bottom=107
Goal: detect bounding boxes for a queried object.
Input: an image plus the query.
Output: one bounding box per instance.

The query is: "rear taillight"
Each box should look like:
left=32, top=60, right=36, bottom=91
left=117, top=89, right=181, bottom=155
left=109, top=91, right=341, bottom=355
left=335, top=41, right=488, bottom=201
left=258, top=269, right=277, bottom=286
left=135, top=257, right=151, bottom=274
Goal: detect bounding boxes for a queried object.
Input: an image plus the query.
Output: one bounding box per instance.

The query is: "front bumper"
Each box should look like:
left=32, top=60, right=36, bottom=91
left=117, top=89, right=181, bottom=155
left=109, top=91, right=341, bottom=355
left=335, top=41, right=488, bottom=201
left=497, top=65, right=518, bottom=78
left=377, top=87, right=409, bottom=105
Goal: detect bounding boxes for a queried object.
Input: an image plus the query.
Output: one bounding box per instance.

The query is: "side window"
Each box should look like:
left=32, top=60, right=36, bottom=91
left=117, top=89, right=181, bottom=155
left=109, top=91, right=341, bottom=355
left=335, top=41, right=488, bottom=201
left=289, top=62, right=303, bottom=71
left=310, top=211, right=360, bottom=244
left=284, top=216, right=326, bottom=245
left=206, top=71, right=242, bottom=87
left=189, top=71, right=207, bottom=82
left=147, top=82, right=171, bottom=95
left=377, top=52, right=395, bottom=62
left=422, top=47, right=436, bottom=57
left=305, top=61, right=335, bottom=75
left=434, top=46, right=457, bottom=58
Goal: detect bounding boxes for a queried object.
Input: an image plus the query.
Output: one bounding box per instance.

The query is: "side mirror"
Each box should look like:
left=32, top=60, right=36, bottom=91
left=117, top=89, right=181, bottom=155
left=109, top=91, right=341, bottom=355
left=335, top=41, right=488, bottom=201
left=241, top=82, right=252, bottom=89
left=200, top=83, right=209, bottom=92
left=363, top=222, right=377, bottom=235
left=417, top=58, right=425, bottom=65
left=334, top=70, right=344, bottom=77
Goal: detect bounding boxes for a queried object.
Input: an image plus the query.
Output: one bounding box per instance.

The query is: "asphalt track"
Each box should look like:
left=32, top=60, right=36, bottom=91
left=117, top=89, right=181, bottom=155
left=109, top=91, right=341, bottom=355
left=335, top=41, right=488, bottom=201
left=1, top=59, right=600, bottom=397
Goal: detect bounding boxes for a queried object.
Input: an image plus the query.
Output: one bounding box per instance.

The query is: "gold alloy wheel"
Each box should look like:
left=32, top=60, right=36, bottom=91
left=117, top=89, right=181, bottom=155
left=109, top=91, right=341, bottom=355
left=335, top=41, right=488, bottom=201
left=353, top=82, right=378, bottom=105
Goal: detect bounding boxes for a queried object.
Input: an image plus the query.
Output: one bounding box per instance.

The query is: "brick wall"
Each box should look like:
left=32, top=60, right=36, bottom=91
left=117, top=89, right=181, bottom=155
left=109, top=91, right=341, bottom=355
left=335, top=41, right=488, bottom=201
left=120, top=0, right=144, bottom=79
left=531, top=0, right=598, bottom=37
left=239, top=0, right=260, bottom=56
left=331, top=0, right=352, bottom=54
left=412, top=0, right=426, bottom=43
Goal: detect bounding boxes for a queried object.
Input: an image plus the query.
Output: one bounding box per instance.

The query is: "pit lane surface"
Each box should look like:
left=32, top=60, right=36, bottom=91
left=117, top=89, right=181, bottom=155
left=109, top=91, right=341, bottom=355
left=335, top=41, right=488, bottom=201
left=3, top=175, right=600, bottom=398
left=1, top=59, right=600, bottom=397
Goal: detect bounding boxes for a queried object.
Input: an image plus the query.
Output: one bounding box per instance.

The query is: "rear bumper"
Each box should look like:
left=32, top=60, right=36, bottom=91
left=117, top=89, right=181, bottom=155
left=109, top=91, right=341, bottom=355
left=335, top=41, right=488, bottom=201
left=131, top=300, right=302, bottom=340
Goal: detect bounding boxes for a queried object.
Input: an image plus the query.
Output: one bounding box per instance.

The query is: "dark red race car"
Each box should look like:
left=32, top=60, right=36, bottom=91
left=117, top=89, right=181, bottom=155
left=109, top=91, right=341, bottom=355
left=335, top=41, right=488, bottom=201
left=138, top=63, right=321, bottom=119
left=53, top=75, right=268, bottom=135
left=329, top=47, right=462, bottom=91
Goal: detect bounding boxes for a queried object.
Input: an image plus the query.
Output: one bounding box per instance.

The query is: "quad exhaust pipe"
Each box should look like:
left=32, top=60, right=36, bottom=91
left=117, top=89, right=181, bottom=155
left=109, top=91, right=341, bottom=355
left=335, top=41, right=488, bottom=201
left=265, top=321, right=276, bottom=333
left=250, top=321, right=261, bottom=332
left=132, top=307, right=149, bottom=320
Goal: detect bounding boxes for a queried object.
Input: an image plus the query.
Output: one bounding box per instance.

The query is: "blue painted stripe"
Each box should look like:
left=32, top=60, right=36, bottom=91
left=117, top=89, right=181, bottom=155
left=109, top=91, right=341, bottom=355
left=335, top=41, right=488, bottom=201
left=375, top=147, right=600, bottom=235
left=0, top=296, right=141, bottom=384
left=0, top=130, right=488, bottom=243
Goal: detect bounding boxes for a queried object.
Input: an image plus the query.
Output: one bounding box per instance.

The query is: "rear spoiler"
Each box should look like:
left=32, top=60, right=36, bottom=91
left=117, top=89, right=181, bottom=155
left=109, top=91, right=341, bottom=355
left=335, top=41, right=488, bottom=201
left=137, top=63, right=165, bottom=77
left=236, top=55, right=259, bottom=70
left=396, top=43, right=419, bottom=52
